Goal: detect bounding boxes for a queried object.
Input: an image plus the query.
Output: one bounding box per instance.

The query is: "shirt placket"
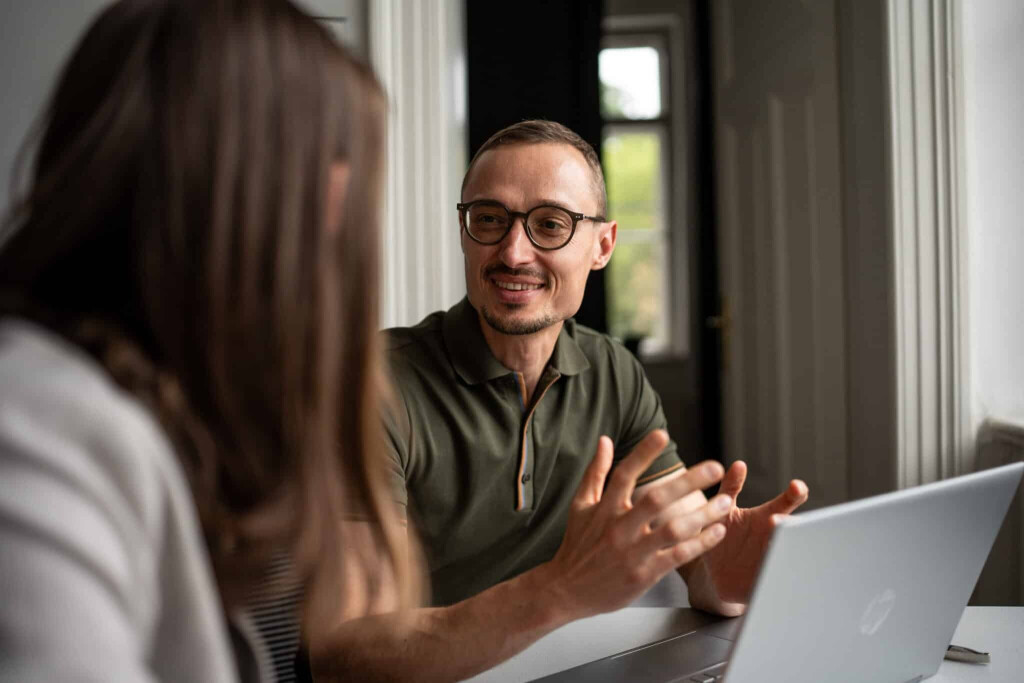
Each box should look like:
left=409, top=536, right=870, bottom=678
left=513, top=369, right=560, bottom=512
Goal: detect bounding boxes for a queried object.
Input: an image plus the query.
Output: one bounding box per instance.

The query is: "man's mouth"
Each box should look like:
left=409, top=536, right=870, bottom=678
left=493, top=280, right=544, bottom=292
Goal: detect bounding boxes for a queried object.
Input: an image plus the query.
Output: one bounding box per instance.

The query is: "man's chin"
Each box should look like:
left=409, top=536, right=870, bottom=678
left=480, top=304, right=558, bottom=336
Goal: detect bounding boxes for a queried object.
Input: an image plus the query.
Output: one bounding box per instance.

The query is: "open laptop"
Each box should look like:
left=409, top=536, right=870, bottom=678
left=532, top=462, right=1024, bottom=683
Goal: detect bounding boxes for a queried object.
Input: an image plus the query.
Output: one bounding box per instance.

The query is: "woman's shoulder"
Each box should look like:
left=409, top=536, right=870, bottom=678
left=0, top=317, right=183, bottom=524
left=0, top=317, right=244, bottom=681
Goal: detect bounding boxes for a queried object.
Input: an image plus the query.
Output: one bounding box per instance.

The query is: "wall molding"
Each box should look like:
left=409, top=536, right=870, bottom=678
left=886, top=0, right=972, bottom=486
left=369, top=0, right=467, bottom=329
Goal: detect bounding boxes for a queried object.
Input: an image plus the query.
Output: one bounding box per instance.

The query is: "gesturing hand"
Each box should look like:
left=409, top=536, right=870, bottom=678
left=695, top=461, right=809, bottom=609
left=540, top=430, right=734, bottom=621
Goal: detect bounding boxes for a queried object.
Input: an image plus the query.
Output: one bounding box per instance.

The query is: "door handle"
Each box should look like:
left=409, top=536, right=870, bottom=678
left=705, top=296, right=731, bottom=373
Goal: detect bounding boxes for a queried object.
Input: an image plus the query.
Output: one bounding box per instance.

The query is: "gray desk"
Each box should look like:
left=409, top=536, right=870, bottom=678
left=465, top=606, right=1024, bottom=682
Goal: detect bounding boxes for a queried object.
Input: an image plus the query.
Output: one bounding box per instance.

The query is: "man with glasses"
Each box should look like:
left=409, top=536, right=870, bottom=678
left=312, top=121, right=808, bottom=681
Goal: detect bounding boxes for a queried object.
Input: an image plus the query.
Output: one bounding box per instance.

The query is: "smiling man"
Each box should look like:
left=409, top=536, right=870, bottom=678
left=311, top=121, right=808, bottom=682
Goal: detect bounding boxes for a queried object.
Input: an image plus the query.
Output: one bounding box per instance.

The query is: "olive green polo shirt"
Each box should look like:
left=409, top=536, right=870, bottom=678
left=383, top=297, right=683, bottom=606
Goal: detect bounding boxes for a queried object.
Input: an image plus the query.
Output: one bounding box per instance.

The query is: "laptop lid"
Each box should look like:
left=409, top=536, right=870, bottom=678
left=722, top=462, right=1023, bottom=682
left=528, top=463, right=1022, bottom=683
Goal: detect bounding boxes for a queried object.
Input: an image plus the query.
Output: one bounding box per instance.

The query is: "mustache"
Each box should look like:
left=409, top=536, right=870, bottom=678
left=484, top=264, right=548, bottom=282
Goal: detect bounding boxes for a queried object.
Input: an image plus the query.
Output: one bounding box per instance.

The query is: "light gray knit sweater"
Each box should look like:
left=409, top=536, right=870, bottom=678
left=0, top=319, right=269, bottom=682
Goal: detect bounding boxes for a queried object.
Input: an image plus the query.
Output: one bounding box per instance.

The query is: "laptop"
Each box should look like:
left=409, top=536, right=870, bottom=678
left=531, top=462, right=1024, bottom=683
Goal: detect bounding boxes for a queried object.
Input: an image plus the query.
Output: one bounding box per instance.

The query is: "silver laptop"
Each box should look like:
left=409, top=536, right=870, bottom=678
left=532, top=462, right=1023, bottom=683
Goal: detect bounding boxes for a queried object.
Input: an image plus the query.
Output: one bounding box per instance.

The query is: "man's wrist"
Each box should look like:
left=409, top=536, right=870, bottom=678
left=677, top=555, right=704, bottom=586
left=678, top=558, right=747, bottom=617
left=678, top=556, right=715, bottom=603
left=521, top=561, right=585, bottom=630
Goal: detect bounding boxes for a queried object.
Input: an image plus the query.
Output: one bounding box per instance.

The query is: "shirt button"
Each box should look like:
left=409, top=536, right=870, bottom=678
left=521, top=473, right=532, bottom=483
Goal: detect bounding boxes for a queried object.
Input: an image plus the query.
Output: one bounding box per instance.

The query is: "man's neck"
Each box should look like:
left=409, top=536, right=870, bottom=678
left=478, top=314, right=562, bottom=404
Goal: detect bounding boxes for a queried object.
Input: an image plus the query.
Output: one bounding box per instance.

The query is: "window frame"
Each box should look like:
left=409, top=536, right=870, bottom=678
left=600, top=23, right=689, bottom=358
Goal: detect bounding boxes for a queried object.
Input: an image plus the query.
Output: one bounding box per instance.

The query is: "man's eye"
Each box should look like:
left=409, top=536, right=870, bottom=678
left=535, top=219, right=569, bottom=233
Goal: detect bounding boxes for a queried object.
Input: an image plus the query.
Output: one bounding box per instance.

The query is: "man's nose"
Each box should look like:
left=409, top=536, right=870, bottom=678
left=497, top=216, right=535, bottom=265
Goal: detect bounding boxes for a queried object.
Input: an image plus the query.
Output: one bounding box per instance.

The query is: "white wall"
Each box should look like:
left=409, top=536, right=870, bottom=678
left=0, top=1, right=111, bottom=214
left=0, top=1, right=369, bottom=216
left=963, top=0, right=1024, bottom=425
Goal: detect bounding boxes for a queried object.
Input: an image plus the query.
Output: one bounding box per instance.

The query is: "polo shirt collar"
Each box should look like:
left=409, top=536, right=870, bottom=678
left=548, top=319, right=590, bottom=377
left=443, top=298, right=508, bottom=384
left=442, top=297, right=591, bottom=385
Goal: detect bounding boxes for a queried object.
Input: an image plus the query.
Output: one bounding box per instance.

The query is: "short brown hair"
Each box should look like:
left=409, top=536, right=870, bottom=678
left=461, top=120, right=607, bottom=216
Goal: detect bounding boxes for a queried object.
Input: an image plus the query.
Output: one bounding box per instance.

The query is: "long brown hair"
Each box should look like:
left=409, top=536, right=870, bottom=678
left=0, top=0, right=412, bottom=635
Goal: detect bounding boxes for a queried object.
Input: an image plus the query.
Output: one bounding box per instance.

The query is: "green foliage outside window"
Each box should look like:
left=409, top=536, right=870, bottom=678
left=604, top=131, right=665, bottom=343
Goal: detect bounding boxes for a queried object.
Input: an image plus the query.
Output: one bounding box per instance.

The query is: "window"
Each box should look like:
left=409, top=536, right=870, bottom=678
left=600, top=35, right=676, bottom=356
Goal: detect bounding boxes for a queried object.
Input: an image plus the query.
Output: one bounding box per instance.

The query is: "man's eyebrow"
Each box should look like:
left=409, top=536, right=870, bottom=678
left=533, top=198, right=578, bottom=213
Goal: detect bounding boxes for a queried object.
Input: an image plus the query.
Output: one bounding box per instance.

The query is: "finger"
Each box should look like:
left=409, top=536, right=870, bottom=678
left=651, top=523, right=727, bottom=575
left=573, top=436, right=614, bottom=509
left=764, top=479, right=809, bottom=516
left=637, top=494, right=733, bottom=556
left=646, top=485, right=708, bottom=531
left=602, top=430, right=670, bottom=510
left=718, top=460, right=747, bottom=501
left=626, top=460, right=725, bottom=531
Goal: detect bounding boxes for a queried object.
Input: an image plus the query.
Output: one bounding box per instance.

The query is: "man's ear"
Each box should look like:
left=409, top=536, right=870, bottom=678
left=326, top=162, right=351, bottom=236
left=591, top=220, right=617, bottom=270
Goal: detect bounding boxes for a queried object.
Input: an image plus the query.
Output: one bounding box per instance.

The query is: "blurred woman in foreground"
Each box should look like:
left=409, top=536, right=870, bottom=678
left=0, top=1, right=412, bottom=680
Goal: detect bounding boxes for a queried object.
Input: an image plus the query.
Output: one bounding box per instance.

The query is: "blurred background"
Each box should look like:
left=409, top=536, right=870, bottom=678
left=2, top=0, right=1022, bottom=605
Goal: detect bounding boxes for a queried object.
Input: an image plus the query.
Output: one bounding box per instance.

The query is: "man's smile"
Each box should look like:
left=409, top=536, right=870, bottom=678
left=484, top=265, right=548, bottom=303
left=489, top=276, right=546, bottom=305
left=492, top=279, right=544, bottom=291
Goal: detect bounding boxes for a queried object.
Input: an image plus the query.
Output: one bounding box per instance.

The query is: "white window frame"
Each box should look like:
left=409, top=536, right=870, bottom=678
left=601, top=18, right=690, bottom=358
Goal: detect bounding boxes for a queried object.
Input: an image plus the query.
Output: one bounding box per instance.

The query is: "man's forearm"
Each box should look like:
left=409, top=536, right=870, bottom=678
left=311, top=562, right=574, bottom=683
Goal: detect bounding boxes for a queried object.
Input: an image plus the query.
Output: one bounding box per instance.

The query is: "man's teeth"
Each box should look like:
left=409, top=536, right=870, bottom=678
left=495, top=281, right=542, bottom=291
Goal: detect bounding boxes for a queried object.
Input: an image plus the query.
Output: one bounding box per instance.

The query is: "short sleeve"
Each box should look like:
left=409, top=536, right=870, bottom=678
left=381, top=394, right=411, bottom=519
left=610, top=343, right=684, bottom=485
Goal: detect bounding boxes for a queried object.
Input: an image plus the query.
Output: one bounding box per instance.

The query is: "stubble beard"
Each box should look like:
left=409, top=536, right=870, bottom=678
left=480, top=303, right=559, bottom=336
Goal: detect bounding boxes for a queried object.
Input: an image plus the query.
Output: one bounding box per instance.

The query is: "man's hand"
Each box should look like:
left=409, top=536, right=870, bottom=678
left=683, top=461, right=808, bottom=614
left=311, top=432, right=737, bottom=683
left=538, top=430, right=734, bottom=621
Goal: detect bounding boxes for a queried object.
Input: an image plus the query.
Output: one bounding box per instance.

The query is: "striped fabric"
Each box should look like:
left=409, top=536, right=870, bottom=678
left=246, top=553, right=304, bottom=683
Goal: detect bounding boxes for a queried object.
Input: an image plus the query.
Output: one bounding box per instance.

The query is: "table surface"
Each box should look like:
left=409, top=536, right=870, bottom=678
left=465, top=606, right=1024, bottom=682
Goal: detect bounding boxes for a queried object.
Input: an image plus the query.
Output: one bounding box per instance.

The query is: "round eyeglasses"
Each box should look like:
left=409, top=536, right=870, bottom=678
left=457, top=200, right=605, bottom=251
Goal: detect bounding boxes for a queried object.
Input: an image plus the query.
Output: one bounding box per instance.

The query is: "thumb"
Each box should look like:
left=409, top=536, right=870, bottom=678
left=766, top=479, right=809, bottom=516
